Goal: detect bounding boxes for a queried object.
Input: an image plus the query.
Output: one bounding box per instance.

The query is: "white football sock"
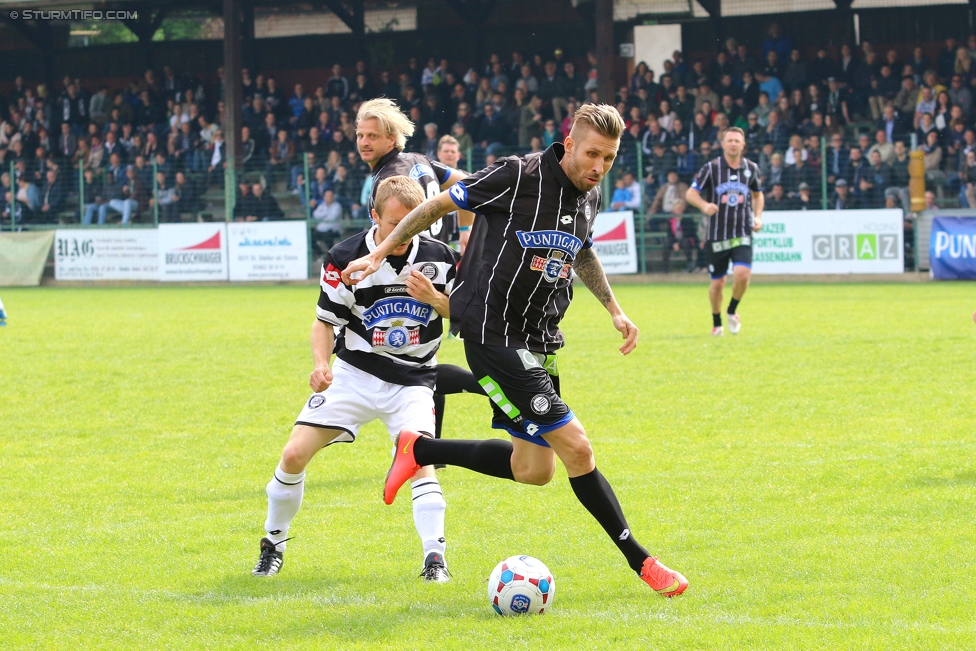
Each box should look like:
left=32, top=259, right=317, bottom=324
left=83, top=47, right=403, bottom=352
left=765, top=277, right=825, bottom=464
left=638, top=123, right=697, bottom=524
left=411, top=476, right=446, bottom=560
left=264, top=465, right=305, bottom=551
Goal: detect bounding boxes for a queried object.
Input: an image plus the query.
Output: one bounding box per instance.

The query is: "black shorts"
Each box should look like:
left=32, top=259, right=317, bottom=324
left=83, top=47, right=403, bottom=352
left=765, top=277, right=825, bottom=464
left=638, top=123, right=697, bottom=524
left=707, top=238, right=753, bottom=279
left=463, top=341, right=574, bottom=448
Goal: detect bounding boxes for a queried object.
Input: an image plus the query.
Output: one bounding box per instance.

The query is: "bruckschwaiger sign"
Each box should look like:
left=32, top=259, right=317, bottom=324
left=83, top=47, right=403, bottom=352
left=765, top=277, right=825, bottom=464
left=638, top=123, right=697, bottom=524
left=591, top=210, right=637, bottom=274
left=157, top=223, right=229, bottom=281
left=751, top=209, right=904, bottom=274
left=54, top=228, right=158, bottom=280
left=930, top=216, right=976, bottom=279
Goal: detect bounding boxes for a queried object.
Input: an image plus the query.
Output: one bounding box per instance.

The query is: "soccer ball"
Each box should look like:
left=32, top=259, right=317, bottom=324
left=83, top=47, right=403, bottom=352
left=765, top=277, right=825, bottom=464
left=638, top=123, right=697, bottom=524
left=487, top=555, right=555, bottom=615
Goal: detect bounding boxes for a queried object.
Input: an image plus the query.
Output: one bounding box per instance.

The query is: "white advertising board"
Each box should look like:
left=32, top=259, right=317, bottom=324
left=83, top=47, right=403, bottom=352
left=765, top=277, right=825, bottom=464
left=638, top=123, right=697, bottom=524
left=157, top=223, right=228, bottom=281
left=751, top=209, right=904, bottom=274
left=592, top=210, right=638, bottom=275
left=54, top=228, right=158, bottom=280
left=227, top=221, right=308, bottom=281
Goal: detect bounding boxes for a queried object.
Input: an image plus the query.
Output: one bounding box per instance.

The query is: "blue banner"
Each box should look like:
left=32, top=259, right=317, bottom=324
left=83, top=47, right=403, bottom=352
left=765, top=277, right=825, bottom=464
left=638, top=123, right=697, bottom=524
left=930, top=217, right=976, bottom=280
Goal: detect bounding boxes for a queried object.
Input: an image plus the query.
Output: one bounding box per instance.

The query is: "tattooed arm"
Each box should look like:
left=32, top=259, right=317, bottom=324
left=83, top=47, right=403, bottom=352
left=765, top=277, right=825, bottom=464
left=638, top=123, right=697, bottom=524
left=341, top=192, right=455, bottom=284
left=573, top=247, right=640, bottom=355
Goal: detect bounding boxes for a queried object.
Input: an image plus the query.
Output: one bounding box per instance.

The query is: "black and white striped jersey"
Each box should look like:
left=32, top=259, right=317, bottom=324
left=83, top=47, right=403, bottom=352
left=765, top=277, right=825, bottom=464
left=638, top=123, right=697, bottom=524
left=368, top=149, right=455, bottom=244
left=447, top=143, right=601, bottom=354
left=690, top=156, right=763, bottom=241
left=316, top=225, right=459, bottom=388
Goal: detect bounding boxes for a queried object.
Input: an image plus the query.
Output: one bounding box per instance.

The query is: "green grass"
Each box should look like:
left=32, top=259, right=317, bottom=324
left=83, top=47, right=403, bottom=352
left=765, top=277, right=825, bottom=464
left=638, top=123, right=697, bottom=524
left=2, top=282, right=975, bottom=650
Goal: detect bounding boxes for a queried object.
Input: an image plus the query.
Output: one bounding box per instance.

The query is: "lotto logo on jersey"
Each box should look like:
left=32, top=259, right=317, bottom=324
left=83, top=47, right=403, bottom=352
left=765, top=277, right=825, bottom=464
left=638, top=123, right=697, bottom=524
left=449, top=182, right=469, bottom=209
left=323, top=263, right=342, bottom=288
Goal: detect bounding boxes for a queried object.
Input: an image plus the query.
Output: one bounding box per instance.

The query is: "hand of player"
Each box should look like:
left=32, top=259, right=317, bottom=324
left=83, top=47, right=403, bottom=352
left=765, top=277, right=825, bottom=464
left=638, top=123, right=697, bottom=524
left=404, top=269, right=439, bottom=303
left=309, top=365, right=333, bottom=393
left=342, top=253, right=381, bottom=285
left=702, top=203, right=719, bottom=216
left=459, top=229, right=470, bottom=254
left=753, top=215, right=763, bottom=232
left=612, top=313, right=639, bottom=355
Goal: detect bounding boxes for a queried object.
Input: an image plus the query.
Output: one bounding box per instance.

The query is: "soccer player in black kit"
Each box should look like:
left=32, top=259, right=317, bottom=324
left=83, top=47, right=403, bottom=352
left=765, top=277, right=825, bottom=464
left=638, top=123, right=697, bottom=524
left=344, top=104, right=688, bottom=597
left=685, top=127, right=764, bottom=336
left=355, top=99, right=483, bottom=437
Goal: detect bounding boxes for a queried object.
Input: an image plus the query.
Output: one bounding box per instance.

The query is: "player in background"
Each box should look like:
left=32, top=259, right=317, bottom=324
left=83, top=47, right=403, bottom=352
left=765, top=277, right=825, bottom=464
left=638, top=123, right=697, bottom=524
left=0, top=295, right=6, bottom=326
left=355, top=99, right=483, bottom=442
left=343, top=104, right=689, bottom=597
left=432, top=135, right=463, bottom=247
left=685, top=127, right=764, bottom=336
left=252, top=176, right=458, bottom=582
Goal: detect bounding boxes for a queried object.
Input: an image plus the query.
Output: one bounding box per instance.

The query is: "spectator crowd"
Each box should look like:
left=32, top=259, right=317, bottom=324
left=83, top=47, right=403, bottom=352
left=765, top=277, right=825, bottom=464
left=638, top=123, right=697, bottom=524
left=2, top=22, right=975, bottom=231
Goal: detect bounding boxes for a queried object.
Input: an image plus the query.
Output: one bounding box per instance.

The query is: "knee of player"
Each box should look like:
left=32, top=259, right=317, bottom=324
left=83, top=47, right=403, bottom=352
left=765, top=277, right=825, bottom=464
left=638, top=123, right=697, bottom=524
left=515, top=465, right=554, bottom=486
left=280, top=443, right=310, bottom=473
left=564, top=435, right=595, bottom=470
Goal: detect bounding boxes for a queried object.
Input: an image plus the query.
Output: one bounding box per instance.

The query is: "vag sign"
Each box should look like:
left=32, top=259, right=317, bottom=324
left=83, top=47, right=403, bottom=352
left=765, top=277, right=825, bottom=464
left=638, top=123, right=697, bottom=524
left=812, top=233, right=900, bottom=260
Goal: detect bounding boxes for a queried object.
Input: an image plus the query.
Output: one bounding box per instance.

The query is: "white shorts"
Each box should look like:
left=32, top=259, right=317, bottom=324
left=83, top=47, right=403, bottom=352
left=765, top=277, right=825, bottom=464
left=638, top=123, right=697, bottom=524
left=294, top=358, right=435, bottom=444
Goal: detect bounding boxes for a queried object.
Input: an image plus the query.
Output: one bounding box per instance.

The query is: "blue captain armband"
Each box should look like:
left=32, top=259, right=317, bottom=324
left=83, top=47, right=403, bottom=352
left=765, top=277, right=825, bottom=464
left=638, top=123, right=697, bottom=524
left=449, top=182, right=469, bottom=210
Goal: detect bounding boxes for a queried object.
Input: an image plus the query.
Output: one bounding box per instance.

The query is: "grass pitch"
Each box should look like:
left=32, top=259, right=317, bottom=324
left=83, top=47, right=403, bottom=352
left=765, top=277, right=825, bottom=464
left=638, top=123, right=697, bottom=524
left=2, top=282, right=974, bottom=650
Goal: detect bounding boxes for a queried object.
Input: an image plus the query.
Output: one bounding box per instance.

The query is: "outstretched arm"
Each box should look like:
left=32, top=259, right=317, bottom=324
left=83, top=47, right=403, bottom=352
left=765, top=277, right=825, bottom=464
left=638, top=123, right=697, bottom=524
left=573, top=247, right=639, bottom=355
left=341, top=192, right=455, bottom=284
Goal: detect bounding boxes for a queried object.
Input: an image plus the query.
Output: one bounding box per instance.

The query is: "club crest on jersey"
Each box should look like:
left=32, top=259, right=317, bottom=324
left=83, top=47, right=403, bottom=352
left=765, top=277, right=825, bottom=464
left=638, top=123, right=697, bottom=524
left=418, top=262, right=438, bottom=280
left=361, top=297, right=434, bottom=328
left=408, top=163, right=435, bottom=181
left=516, top=230, right=583, bottom=257
left=585, top=203, right=592, bottom=221
left=372, top=319, right=420, bottom=350
left=716, top=180, right=750, bottom=207
left=531, top=252, right=571, bottom=282
left=308, top=395, right=326, bottom=409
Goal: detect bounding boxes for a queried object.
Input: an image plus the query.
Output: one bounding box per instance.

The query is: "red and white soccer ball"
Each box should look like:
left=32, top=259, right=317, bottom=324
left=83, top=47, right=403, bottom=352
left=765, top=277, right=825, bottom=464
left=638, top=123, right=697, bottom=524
left=488, top=555, right=555, bottom=615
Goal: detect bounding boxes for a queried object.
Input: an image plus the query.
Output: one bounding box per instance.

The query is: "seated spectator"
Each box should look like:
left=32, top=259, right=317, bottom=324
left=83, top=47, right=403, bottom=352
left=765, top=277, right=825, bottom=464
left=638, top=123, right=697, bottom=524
left=268, top=129, right=295, bottom=179
left=784, top=134, right=807, bottom=166
left=610, top=172, right=641, bottom=212
left=152, top=171, right=181, bottom=222
left=645, top=142, right=676, bottom=187
left=674, top=141, right=697, bottom=183
left=785, top=155, right=818, bottom=197
left=763, top=152, right=786, bottom=191
left=830, top=179, right=858, bottom=210
left=845, top=147, right=866, bottom=194
left=857, top=150, right=893, bottom=208
left=887, top=141, right=911, bottom=211
left=208, top=129, right=226, bottom=187
left=173, top=172, right=200, bottom=215
left=763, top=110, right=789, bottom=152
left=312, top=188, right=344, bottom=250
left=301, top=166, right=331, bottom=209
left=99, top=165, right=145, bottom=224
left=80, top=167, right=104, bottom=224
left=239, top=183, right=283, bottom=221
left=794, top=182, right=819, bottom=210
left=960, top=150, right=976, bottom=208
left=38, top=169, right=64, bottom=219
left=867, top=129, right=895, bottom=165
left=649, top=170, right=688, bottom=215
left=765, top=182, right=791, bottom=210
left=921, top=130, right=945, bottom=184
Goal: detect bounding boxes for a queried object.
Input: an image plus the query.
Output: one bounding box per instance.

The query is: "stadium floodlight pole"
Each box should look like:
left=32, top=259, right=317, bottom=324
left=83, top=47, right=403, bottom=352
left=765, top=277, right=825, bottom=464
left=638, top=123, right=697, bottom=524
left=821, top=136, right=828, bottom=211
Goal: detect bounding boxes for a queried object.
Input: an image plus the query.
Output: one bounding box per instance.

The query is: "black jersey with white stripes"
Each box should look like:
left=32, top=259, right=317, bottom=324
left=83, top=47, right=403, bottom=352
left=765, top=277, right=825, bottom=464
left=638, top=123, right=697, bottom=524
left=368, top=149, right=454, bottom=244
left=446, top=143, right=601, bottom=354
left=690, top=155, right=762, bottom=241
left=316, top=225, right=459, bottom=388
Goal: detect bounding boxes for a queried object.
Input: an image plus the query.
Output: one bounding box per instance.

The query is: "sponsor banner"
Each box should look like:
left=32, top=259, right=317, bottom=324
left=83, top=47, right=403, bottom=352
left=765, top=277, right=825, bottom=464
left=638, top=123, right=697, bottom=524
left=752, top=209, right=904, bottom=275
left=930, top=216, right=976, bottom=280
left=54, top=229, right=157, bottom=281
left=591, top=210, right=637, bottom=275
left=0, top=231, right=55, bottom=286
left=157, top=223, right=228, bottom=281
left=228, top=221, right=308, bottom=281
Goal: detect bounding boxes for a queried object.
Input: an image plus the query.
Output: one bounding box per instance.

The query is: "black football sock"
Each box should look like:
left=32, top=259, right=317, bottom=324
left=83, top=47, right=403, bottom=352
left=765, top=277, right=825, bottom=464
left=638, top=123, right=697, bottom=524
left=436, top=364, right=485, bottom=395
left=569, top=468, right=649, bottom=574
left=414, top=436, right=515, bottom=481
left=712, top=313, right=722, bottom=328
left=727, top=298, right=740, bottom=315
left=433, top=392, right=446, bottom=440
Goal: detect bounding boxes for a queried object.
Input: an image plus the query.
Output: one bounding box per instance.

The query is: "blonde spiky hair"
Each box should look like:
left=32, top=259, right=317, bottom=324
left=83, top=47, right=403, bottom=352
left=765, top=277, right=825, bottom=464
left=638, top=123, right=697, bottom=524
left=356, top=98, right=415, bottom=151
left=570, top=103, right=625, bottom=141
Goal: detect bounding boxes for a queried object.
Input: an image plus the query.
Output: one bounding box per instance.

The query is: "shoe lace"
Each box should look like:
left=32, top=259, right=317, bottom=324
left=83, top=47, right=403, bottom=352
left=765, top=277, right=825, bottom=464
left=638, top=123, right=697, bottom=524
left=256, top=537, right=292, bottom=571
left=420, top=562, right=450, bottom=580
left=642, top=556, right=667, bottom=587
